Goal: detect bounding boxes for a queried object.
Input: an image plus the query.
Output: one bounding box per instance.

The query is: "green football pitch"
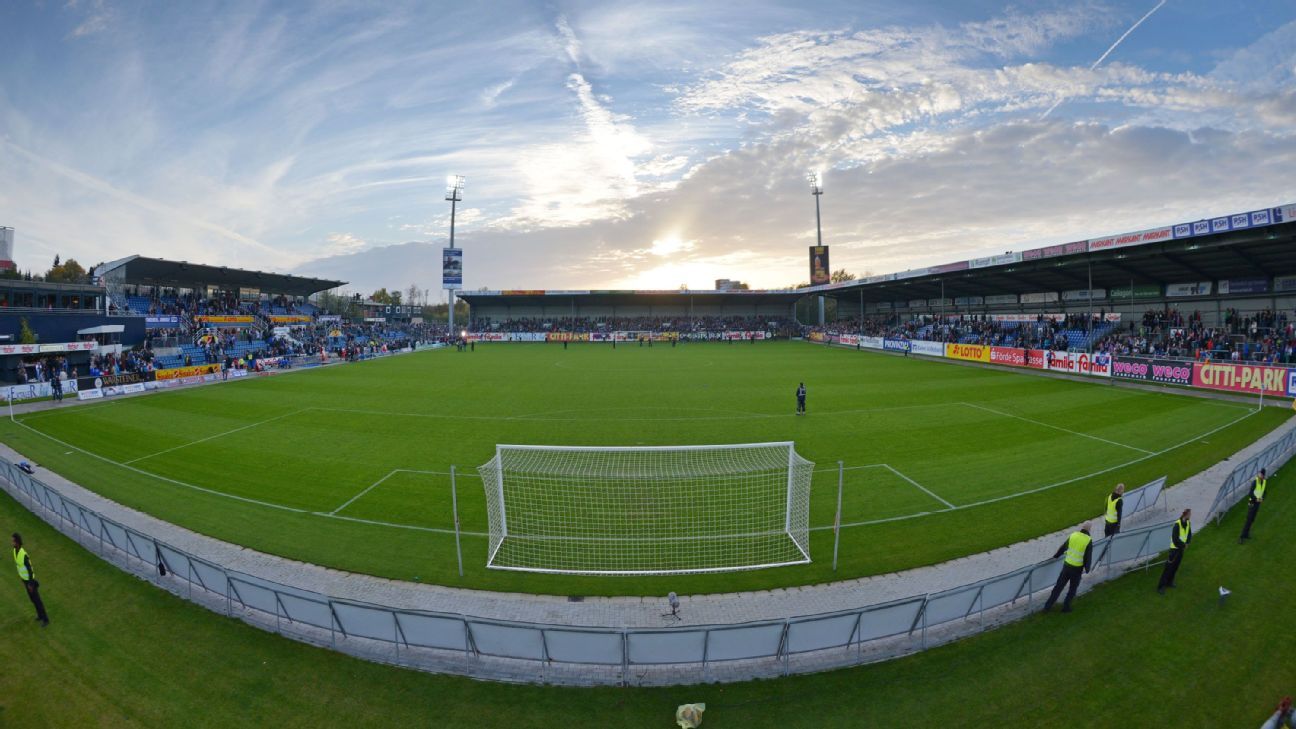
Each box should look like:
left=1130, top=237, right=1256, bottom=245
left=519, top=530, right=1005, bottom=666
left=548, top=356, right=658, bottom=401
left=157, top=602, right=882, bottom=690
left=0, top=341, right=1286, bottom=596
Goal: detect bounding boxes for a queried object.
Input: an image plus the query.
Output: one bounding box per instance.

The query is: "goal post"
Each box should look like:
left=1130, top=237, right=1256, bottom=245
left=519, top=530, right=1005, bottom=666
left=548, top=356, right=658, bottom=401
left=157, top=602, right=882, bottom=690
left=478, top=442, right=814, bottom=575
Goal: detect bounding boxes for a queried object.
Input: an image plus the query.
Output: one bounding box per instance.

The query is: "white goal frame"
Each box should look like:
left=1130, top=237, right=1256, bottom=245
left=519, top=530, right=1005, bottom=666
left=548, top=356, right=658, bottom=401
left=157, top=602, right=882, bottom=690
left=479, top=442, right=814, bottom=576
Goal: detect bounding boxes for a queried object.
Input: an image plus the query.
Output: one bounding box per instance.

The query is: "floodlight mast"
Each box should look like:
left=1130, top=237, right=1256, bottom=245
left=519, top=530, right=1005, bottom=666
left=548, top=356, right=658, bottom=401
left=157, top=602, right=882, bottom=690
left=808, top=171, right=825, bottom=326
left=445, top=175, right=465, bottom=337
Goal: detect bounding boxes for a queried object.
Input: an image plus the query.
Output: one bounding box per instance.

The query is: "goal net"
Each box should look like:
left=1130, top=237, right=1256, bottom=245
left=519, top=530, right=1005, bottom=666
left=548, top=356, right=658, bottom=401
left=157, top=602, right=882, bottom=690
left=478, top=442, right=813, bottom=575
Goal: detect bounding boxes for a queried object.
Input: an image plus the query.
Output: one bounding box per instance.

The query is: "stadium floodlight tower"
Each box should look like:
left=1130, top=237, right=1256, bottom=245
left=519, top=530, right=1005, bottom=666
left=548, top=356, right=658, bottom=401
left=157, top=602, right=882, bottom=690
left=445, top=174, right=465, bottom=335
left=808, top=170, right=825, bottom=326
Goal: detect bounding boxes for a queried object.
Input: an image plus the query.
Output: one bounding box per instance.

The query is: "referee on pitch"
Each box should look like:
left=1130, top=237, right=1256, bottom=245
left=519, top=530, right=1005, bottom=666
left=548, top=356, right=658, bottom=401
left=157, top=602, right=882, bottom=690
left=12, top=533, right=48, bottom=627
left=1239, top=468, right=1267, bottom=543
left=796, top=382, right=807, bottom=415
left=1104, top=483, right=1125, bottom=536
left=1043, top=523, right=1093, bottom=613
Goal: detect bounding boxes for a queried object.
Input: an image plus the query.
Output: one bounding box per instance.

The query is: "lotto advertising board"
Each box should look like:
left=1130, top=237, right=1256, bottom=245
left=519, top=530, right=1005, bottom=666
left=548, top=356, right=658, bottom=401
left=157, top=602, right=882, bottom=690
left=945, top=343, right=991, bottom=363
left=1192, top=362, right=1290, bottom=397
left=1111, top=357, right=1193, bottom=386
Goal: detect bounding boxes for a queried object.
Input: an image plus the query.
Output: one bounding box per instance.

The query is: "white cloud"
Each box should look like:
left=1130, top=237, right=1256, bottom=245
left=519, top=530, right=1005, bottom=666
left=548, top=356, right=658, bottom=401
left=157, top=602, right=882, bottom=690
left=323, top=233, right=367, bottom=256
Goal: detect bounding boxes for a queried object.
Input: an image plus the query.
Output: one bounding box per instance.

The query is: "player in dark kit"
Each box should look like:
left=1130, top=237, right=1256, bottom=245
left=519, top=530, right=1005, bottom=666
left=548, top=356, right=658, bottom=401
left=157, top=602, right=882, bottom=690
left=796, top=382, right=807, bottom=415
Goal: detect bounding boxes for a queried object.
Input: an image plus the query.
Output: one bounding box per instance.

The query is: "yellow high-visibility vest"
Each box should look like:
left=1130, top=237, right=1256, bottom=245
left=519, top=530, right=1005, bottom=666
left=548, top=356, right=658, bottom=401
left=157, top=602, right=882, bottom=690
left=1064, top=531, right=1091, bottom=567
left=1171, top=519, right=1191, bottom=549
left=13, top=547, right=30, bottom=581
left=1253, top=477, right=1267, bottom=500
left=1105, top=494, right=1121, bottom=524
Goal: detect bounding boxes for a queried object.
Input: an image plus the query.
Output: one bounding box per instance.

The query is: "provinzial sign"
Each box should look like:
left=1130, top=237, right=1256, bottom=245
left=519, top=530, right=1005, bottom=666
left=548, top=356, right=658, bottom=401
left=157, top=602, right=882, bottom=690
left=883, top=338, right=911, bottom=353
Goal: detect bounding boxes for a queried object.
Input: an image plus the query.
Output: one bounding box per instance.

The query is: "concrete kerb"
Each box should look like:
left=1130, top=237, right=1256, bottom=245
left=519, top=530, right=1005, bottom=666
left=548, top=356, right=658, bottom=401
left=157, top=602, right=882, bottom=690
left=1, top=409, right=1292, bottom=686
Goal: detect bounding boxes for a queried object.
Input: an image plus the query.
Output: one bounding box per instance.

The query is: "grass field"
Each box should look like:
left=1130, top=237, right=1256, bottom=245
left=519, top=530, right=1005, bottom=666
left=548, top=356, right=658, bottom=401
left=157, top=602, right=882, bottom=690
left=0, top=341, right=1286, bottom=596
left=1, top=460, right=1292, bottom=727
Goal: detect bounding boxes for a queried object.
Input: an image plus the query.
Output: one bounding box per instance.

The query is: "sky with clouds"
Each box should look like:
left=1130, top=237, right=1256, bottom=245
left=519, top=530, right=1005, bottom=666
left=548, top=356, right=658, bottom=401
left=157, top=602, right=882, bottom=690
left=2, top=0, right=1294, bottom=297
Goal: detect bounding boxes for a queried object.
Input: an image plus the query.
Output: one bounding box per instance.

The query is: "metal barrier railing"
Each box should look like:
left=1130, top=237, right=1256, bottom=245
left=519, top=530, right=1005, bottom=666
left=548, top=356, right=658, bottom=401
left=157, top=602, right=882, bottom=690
left=0, top=454, right=1182, bottom=686
left=1207, top=426, right=1296, bottom=525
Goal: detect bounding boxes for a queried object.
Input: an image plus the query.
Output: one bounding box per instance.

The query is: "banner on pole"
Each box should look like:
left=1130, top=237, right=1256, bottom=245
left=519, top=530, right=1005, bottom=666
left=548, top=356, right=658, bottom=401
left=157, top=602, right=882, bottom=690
left=442, top=247, right=463, bottom=290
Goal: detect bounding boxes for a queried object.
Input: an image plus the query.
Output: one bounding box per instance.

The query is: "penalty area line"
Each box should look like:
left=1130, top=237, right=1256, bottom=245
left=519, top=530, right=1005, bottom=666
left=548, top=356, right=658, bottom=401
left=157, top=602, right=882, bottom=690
left=960, top=401, right=1154, bottom=455
left=12, top=418, right=484, bottom=537
left=123, top=408, right=312, bottom=465
left=818, top=407, right=1258, bottom=531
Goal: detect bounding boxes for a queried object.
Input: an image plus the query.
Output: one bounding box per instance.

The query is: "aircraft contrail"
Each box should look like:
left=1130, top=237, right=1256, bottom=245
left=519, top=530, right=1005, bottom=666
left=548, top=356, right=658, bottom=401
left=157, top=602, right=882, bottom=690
left=1040, top=0, right=1168, bottom=119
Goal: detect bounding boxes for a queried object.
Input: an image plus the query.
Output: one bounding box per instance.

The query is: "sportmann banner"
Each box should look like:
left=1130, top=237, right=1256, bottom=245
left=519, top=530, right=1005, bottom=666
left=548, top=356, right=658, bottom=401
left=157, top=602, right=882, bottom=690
left=155, top=364, right=222, bottom=381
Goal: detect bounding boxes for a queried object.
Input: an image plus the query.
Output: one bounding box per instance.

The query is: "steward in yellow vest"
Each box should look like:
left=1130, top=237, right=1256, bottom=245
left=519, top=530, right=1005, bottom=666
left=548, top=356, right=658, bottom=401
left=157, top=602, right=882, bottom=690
left=1044, top=524, right=1093, bottom=613
left=12, top=532, right=49, bottom=626
left=1158, top=509, right=1192, bottom=594
left=1104, top=483, right=1126, bottom=537
left=1240, top=468, right=1267, bottom=543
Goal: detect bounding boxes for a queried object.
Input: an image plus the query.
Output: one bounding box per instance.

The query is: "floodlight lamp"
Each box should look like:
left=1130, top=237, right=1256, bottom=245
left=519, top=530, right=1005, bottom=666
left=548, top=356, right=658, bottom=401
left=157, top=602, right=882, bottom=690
left=445, top=174, right=466, bottom=200
left=807, top=170, right=823, bottom=194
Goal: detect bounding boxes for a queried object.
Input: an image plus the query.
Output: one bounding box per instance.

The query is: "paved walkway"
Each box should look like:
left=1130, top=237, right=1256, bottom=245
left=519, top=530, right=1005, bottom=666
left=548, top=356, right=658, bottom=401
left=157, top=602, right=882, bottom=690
left=3, top=405, right=1289, bottom=629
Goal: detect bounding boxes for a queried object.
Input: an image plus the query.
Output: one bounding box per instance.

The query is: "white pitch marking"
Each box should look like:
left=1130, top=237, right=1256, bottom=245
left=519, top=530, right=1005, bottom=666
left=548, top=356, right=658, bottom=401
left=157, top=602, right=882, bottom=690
left=123, top=408, right=311, bottom=465
left=960, top=401, right=1154, bottom=455
left=879, top=463, right=955, bottom=509
left=817, top=408, right=1258, bottom=531
left=330, top=469, right=400, bottom=515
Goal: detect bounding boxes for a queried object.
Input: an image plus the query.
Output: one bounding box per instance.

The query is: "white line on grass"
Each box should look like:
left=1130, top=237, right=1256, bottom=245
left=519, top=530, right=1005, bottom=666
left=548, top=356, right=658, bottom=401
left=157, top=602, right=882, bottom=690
left=960, top=401, right=1154, bottom=455
left=12, top=417, right=316, bottom=516
left=10, top=391, right=1263, bottom=541
left=17, top=401, right=120, bottom=423
left=330, top=469, right=399, bottom=515
left=879, top=463, right=955, bottom=509
left=815, top=407, right=1258, bottom=531
left=123, top=408, right=311, bottom=465
left=14, top=416, right=483, bottom=537
left=312, top=401, right=954, bottom=423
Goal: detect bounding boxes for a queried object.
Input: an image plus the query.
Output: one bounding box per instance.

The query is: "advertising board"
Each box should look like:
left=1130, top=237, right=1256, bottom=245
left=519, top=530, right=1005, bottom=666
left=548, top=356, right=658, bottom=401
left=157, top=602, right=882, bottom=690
left=1193, top=362, right=1289, bottom=396
left=1111, top=357, right=1193, bottom=386
left=945, top=343, right=991, bottom=363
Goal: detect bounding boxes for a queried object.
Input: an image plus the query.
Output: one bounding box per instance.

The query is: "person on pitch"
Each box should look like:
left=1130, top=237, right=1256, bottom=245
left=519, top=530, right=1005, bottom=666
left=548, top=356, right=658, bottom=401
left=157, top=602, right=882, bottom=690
left=12, top=533, right=48, bottom=627
left=1104, top=483, right=1125, bottom=536
left=1239, top=468, right=1267, bottom=543
left=796, top=382, right=807, bottom=415
left=1157, top=509, right=1192, bottom=594
left=1043, top=523, right=1093, bottom=613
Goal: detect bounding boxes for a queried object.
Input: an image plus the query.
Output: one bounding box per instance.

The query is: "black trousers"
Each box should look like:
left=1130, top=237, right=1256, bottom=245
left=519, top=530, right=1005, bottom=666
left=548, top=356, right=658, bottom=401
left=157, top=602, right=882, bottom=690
left=1045, top=564, right=1084, bottom=610
left=1240, top=502, right=1261, bottom=539
left=796, top=398, right=806, bottom=413
left=1104, top=521, right=1120, bottom=537
left=23, top=580, right=48, bottom=622
left=1158, top=548, right=1184, bottom=589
